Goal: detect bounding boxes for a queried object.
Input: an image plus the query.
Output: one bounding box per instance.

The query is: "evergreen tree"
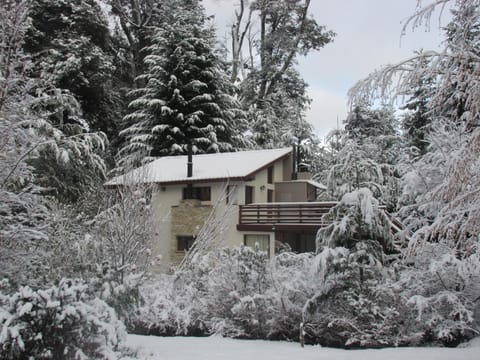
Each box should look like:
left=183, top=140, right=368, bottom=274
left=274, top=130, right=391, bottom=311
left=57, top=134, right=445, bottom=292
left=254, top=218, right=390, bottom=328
left=401, top=54, right=435, bottom=155
left=303, top=188, right=399, bottom=347
left=328, top=105, right=401, bottom=210
left=1, top=0, right=108, bottom=204
left=24, top=0, right=122, bottom=144
left=119, top=2, right=244, bottom=168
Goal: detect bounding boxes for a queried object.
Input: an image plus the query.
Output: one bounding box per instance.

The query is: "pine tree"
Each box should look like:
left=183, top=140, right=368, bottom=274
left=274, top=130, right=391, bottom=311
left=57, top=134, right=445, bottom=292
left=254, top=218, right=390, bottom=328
left=327, top=105, right=401, bottom=210
left=400, top=54, right=436, bottom=155
left=24, top=0, right=122, bottom=144
left=118, top=2, right=244, bottom=168
left=303, top=188, right=399, bottom=347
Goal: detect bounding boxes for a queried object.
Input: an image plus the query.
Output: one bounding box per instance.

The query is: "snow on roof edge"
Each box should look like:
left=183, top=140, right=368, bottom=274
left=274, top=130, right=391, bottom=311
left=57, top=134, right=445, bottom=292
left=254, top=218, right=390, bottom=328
left=105, top=148, right=292, bottom=186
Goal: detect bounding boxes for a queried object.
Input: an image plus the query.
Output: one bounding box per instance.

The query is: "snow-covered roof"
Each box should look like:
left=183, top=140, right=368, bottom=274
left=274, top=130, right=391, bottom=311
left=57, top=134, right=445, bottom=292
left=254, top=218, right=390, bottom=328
left=276, top=179, right=327, bottom=190
left=304, top=179, right=327, bottom=190
left=105, top=148, right=292, bottom=186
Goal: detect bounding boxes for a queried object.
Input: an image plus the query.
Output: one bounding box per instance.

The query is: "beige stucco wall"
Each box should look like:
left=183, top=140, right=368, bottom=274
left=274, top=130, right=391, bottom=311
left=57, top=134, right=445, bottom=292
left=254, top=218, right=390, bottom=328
left=151, top=156, right=291, bottom=271
left=275, top=182, right=307, bottom=202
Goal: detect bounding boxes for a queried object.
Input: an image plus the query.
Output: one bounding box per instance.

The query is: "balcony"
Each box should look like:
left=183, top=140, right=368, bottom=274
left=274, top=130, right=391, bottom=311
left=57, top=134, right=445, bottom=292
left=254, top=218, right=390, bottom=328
left=237, top=202, right=338, bottom=231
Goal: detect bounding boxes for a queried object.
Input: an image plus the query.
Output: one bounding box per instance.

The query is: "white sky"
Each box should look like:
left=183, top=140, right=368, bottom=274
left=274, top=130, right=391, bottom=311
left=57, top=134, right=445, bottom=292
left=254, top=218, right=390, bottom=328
left=204, top=0, right=450, bottom=140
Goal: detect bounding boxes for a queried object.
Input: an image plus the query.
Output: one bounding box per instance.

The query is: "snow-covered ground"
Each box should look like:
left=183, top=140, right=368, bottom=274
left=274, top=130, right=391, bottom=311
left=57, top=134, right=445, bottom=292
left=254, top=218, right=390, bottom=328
left=126, top=334, right=480, bottom=360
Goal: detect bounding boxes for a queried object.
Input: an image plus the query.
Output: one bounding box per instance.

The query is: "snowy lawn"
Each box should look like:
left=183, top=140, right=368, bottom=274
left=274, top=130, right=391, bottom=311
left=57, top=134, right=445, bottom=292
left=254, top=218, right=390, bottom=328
left=126, top=334, right=480, bottom=360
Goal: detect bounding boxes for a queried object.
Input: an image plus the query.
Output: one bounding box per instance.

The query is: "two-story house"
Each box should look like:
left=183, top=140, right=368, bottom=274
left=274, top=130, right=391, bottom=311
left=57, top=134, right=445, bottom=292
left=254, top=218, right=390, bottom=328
left=106, top=147, right=334, bottom=270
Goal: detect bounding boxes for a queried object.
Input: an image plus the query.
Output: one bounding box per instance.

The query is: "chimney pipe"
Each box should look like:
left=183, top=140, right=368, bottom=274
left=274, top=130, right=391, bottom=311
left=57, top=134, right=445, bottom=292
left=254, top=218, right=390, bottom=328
left=292, top=144, right=297, bottom=180
left=186, top=142, right=193, bottom=199
left=187, top=142, right=193, bottom=178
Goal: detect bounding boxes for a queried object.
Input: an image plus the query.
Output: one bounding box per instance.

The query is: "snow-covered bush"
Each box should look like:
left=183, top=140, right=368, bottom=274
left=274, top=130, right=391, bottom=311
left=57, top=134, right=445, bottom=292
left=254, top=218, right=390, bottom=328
left=300, top=245, right=402, bottom=348
left=0, top=279, right=126, bottom=359
left=43, top=181, right=156, bottom=327
left=396, top=243, right=480, bottom=346
left=132, top=272, right=208, bottom=336
left=266, top=252, right=315, bottom=341
left=132, top=246, right=273, bottom=338
left=203, top=246, right=272, bottom=338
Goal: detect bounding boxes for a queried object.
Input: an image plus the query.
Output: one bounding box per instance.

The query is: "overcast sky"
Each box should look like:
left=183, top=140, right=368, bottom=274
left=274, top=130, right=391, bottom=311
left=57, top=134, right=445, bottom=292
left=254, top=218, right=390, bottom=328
left=204, top=0, right=450, bottom=139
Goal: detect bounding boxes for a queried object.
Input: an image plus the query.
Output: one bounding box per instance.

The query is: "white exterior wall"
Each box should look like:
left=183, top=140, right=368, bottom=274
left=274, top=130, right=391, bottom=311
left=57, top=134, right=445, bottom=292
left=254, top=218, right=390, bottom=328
left=151, top=156, right=289, bottom=270
left=151, top=185, right=182, bottom=270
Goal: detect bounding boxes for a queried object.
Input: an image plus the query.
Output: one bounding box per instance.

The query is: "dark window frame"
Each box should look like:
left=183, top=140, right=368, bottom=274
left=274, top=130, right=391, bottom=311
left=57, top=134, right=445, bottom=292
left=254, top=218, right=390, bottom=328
left=245, top=185, right=254, bottom=204
left=182, top=186, right=211, bottom=201
left=267, top=165, right=274, bottom=184
left=177, top=235, right=196, bottom=251
left=267, top=189, right=274, bottom=203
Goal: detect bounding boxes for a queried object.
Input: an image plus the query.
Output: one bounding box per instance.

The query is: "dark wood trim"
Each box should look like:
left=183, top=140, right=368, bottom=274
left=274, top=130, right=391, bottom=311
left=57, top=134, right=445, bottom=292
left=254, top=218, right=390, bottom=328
left=156, top=176, right=252, bottom=186
left=237, top=223, right=323, bottom=231
left=242, top=153, right=291, bottom=181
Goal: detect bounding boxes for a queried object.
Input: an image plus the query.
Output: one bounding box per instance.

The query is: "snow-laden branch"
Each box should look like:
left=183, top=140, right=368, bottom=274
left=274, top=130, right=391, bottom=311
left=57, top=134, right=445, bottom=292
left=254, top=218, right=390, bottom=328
left=347, top=50, right=441, bottom=107
left=402, top=0, right=450, bottom=34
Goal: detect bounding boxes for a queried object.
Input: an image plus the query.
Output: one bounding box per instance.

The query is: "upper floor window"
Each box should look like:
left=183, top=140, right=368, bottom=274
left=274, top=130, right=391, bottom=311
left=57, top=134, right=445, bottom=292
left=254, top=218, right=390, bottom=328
left=226, top=185, right=239, bottom=205
left=245, top=185, right=254, bottom=204
left=267, top=189, right=274, bottom=203
left=267, top=165, right=274, bottom=184
left=182, top=186, right=211, bottom=201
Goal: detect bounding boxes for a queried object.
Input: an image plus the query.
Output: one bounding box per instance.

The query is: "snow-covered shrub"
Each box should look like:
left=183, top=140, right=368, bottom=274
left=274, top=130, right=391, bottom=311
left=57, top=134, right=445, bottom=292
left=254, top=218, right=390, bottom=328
left=396, top=243, right=480, bottom=346
left=203, top=246, right=272, bottom=338
left=90, top=266, right=144, bottom=331
left=132, top=246, right=272, bottom=338
left=256, top=251, right=314, bottom=341
left=301, top=245, right=401, bottom=348
left=0, top=279, right=126, bottom=359
left=130, top=273, right=206, bottom=336
left=43, top=182, right=156, bottom=327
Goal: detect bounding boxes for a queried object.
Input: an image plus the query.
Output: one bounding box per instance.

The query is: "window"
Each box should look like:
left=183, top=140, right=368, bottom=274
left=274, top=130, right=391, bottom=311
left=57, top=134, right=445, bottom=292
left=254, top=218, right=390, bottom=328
left=276, top=232, right=316, bottom=253
left=267, top=165, right=274, bottom=184
left=183, top=186, right=211, bottom=201
left=267, top=189, right=274, bottom=203
left=226, top=185, right=239, bottom=205
left=177, top=235, right=196, bottom=251
left=244, top=234, right=270, bottom=253
left=245, top=186, right=254, bottom=204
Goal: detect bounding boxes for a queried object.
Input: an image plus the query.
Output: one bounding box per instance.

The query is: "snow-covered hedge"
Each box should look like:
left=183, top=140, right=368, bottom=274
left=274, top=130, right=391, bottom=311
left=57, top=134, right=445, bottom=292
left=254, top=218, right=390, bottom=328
left=132, top=244, right=478, bottom=347
left=0, top=279, right=126, bottom=359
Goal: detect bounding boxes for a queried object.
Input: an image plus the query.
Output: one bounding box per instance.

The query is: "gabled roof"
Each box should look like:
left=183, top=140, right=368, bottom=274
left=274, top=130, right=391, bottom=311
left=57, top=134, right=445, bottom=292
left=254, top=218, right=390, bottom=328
left=105, top=148, right=292, bottom=186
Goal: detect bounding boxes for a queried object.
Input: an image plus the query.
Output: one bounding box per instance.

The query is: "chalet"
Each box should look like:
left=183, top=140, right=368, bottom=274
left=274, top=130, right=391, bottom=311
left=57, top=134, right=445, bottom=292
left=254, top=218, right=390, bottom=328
left=106, top=148, right=405, bottom=271
left=105, top=148, right=337, bottom=270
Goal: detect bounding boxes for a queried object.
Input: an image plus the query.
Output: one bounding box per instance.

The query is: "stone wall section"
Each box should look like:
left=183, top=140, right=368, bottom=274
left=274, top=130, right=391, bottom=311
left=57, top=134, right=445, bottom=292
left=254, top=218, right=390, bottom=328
left=170, top=199, right=213, bottom=265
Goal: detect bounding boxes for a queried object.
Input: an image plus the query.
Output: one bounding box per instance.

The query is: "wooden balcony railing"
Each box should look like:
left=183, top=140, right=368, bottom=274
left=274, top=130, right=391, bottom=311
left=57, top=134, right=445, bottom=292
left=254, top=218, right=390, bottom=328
left=237, top=202, right=409, bottom=249
left=238, top=202, right=338, bottom=230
